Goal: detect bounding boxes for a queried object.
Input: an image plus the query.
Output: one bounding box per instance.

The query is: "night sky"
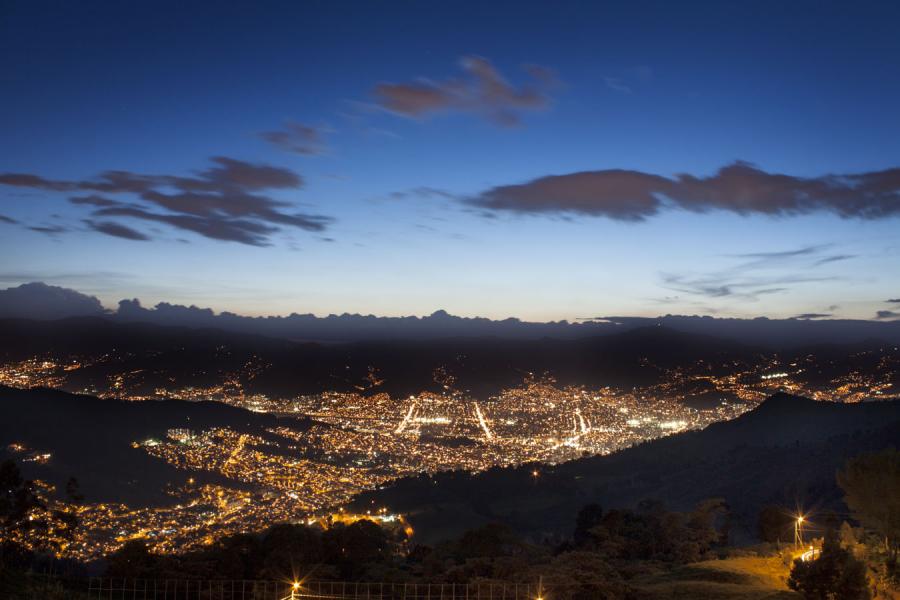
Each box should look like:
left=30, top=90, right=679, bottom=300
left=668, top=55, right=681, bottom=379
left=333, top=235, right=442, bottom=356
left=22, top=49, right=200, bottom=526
left=2, top=1, right=900, bottom=321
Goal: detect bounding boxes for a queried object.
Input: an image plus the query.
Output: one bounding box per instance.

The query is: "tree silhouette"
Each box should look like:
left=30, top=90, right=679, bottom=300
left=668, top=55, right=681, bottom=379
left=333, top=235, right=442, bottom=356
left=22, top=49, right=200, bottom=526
left=838, top=448, right=900, bottom=563
left=758, top=505, right=795, bottom=544
left=788, top=528, right=870, bottom=600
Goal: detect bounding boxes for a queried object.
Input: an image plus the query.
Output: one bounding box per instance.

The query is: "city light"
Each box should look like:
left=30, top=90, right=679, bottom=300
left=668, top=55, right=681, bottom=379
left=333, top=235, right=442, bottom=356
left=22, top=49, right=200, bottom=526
left=2, top=348, right=897, bottom=560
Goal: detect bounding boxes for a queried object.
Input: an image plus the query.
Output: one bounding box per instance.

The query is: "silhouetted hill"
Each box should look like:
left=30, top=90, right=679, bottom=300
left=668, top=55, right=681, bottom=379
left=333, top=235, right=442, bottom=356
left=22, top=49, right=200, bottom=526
left=0, top=385, right=313, bottom=505
left=349, top=394, right=900, bottom=544
left=605, top=315, right=900, bottom=348
left=0, top=317, right=768, bottom=396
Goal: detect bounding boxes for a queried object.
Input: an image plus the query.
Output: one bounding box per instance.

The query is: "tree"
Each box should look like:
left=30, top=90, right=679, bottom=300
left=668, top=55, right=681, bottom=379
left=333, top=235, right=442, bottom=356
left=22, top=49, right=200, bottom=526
left=454, top=523, right=524, bottom=559
left=0, top=460, right=43, bottom=535
left=838, top=448, right=900, bottom=562
left=758, top=505, right=795, bottom=544
left=573, top=504, right=603, bottom=547
left=0, top=459, right=45, bottom=567
left=105, top=540, right=159, bottom=579
left=788, top=528, right=870, bottom=600
left=322, top=520, right=393, bottom=579
left=532, top=551, right=630, bottom=600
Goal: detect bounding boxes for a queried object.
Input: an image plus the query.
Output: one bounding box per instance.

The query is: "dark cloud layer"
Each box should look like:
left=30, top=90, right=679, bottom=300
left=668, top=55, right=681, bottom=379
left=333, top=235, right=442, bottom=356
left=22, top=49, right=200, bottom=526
left=259, top=121, right=329, bottom=155
left=0, top=157, right=332, bottom=245
left=793, top=313, right=832, bottom=320
left=469, top=162, right=900, bottom=220
left=374, top=56, right=555, bottom=126
left=876, top=310, right=900, bottom=320
left=0, top=282, right=105, bottom=319
left=0, top=215, right=19, bottom=224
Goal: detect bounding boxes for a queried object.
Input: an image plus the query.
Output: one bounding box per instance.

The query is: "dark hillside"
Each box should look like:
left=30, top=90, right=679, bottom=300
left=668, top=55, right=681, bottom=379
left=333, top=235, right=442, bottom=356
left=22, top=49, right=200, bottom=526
left=0, top=385, right=312, bottom=505
left=350, top=394, right=900, bottom=544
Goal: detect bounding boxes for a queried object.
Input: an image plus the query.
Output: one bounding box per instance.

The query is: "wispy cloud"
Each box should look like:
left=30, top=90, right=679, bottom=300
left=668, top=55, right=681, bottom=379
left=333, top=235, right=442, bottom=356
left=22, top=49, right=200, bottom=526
left=660, top=244, right=847, bottom=303
left=0, top=157, right=333, bottom=245
left=373, top=56, right=558, bottom=126
left=258, top=121, right=330, bottom=156
left=813, top=254, right=856, bottom=266
left=660, top=272, right=830, bottom=301
left=28, top=224, right=68, bottom=235
left=603, top=77, right=632, bottom=94
left=84, top=219, right=150, bottom=241
left=389, top=187, right=458, bottom=201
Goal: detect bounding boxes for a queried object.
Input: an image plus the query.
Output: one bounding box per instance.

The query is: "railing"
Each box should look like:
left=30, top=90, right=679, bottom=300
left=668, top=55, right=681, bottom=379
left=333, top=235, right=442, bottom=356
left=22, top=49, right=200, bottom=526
left=85, top=579, right=545, bottom=600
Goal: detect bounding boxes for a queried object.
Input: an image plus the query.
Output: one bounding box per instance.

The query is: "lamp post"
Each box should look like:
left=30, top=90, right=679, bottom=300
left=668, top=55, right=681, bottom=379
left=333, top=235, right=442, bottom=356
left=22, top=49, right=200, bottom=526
left=794, top=515, right=804, bottom=548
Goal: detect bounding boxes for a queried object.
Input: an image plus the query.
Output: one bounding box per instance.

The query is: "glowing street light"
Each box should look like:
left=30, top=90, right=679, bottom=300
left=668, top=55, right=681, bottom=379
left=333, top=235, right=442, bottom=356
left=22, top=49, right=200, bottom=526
left=281, top=580, right=303, bottom=600
left=794, top=515, right=805, bottom=547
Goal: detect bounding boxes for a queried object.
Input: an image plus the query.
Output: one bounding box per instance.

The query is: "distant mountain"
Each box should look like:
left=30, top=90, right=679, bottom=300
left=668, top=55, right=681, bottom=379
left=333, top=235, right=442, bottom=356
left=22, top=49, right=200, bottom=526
left=606, top=314, right=900, bottom=348
left=0, top=385, right=313, bottom=505
left=0, top=317, right=766, bottom=396
left=348, top=394, right=900, bottom=545
left=1, top=282, right=900, bottom=346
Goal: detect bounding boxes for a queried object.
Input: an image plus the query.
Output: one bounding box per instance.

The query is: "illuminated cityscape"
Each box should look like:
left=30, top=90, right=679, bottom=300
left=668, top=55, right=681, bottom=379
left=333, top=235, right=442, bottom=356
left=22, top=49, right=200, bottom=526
left=2, top=344, right=898, bottom=560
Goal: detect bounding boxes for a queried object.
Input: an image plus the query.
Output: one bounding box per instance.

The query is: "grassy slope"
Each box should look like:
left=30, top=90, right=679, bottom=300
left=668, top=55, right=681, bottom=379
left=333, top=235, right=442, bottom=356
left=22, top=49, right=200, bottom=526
left=631, top=556, right=800, bottom=599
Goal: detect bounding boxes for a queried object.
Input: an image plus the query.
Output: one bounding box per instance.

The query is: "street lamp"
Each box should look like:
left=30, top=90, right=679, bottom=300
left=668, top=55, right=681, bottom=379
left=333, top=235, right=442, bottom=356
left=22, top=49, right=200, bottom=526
left=794, top=515, right=805, bottom=547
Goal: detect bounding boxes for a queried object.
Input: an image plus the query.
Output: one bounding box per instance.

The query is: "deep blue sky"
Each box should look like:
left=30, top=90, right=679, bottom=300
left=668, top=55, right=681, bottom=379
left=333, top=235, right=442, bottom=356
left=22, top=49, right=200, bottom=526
left=2, top=1, right=899, bottom=320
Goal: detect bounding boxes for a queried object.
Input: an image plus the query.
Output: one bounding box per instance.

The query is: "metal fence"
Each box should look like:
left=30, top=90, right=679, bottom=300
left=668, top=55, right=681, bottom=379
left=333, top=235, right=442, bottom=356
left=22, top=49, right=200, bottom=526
left=84, top=579, right=545, bottom=600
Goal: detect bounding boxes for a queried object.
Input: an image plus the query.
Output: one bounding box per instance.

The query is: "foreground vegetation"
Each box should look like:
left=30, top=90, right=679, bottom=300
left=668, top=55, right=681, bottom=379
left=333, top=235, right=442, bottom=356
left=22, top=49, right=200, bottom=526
left=1, top=448, right=898, bottom=599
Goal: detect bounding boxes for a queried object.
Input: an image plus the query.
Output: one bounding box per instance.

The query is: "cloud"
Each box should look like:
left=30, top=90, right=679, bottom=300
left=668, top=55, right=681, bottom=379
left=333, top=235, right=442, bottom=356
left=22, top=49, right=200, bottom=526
left=473, top=170, right=669, bottom=220
left=735, top=247, right=822, bottom=260
left=660, top=244, right=843, bottom=303
left=259, top=121, right=330, bottom=155
left=92, top=207, right=285, bottom=246
left=0, top=173, right=73, bottom=191
left=0, top=214, right=18, bottom=224
left=389, top=187, right=458, bottom=201
left=730, top=245, right=826, bottom=270
left=373, top=56, right=556, bottom=126
left=793, top=313, right=832, bottom=319
left=660, top=272, right=826, bottom=301
left=813, top=254, right=856, bottom=266
left=0, top=281, right=106, bottom=319
left=468, top=161, right=900, bottom=221
left=875, top=310, right=900, bottom=320
left=603, top=77, right=632, bottom=94
left=888, top=298, right=900, bottom=303
left=69, top=195, right=122, bottom=207
left=84, top=219, right=150, bottom=241
left=28, top=224, right=68, bottom=235
left=0, top=157, right=333, bottom=245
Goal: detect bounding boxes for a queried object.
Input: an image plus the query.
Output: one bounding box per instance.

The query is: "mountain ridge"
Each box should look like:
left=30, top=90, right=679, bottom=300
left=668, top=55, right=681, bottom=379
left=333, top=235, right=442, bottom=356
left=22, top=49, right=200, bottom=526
left=2, top=282, right=900, bottom=346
